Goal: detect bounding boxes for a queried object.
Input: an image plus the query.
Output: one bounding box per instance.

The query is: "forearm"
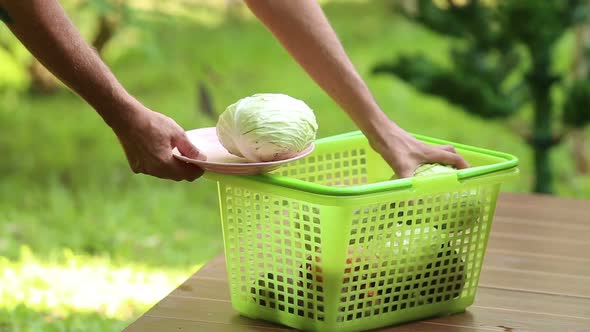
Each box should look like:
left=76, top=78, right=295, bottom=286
left=0, top=0, right=136, bottom=129
left=245, top=0, right=395, bottom=142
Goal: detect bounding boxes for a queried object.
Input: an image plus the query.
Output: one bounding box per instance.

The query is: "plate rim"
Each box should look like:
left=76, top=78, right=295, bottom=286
left=173, top=127, right=315, bottom=168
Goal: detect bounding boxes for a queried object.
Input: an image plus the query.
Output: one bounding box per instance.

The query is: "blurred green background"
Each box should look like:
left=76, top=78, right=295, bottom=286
left=0, top=0, right=588, bottom=331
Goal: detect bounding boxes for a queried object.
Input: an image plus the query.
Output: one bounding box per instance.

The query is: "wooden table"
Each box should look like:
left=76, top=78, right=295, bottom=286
left=125, top=193, right=590, bottom=332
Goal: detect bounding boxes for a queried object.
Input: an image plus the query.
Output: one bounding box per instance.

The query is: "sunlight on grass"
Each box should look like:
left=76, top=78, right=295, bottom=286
left=129, top=0, right=250, bottom=27
left=0, top=246, right=199, bottom=321
left=128, top=0, right=374, bottom=28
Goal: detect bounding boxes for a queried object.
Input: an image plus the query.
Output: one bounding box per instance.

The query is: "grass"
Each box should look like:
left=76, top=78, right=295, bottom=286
left=0, top=247, right=193, bottom=332
left=0, top=1, right=589, bottom=331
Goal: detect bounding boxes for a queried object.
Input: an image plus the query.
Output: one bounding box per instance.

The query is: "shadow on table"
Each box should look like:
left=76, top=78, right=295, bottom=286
left=228, top=313, right=296, bottom=330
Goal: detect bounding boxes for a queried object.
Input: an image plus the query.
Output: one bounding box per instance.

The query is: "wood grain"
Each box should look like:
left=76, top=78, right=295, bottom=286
left=196, top=255, right=228, bottom=279
left=474, top=287, right=590, bottom=319
left=482, top=251, right=590, bottom=276
left=485, top=234, right=590, bottom=260
left=124, top=193, right=590, bottom=332
left=125, top=315, right=502, bottom=332
left=144, top=296, right=590, bottom=332
left=492, top=215, right=590, bottom=242
left=495, top=193, right=590, bottom=226
left=125, top=316, right=295, bottom=332
left=168, top=277, right=590, bottom=320
left=478, top=266, right=590, bottom=298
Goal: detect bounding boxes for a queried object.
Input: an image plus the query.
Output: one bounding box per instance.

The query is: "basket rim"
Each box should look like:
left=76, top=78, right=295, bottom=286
left=205, top=130, right=519, bottom=196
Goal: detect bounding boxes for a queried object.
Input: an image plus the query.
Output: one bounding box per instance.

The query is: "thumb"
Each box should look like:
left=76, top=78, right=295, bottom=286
left=175, top=134, right=207, bottom=161
left=395, top=168, right=415, bottom=179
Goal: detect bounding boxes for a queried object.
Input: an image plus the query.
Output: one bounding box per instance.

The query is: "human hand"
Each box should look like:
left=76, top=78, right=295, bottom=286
left=368, top=121, right=470, bottom=178
left=111, top=104, right=206, bottom=182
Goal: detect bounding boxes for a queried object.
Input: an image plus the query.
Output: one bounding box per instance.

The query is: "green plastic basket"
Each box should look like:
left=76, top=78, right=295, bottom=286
left=205, top=130, right=519, bottom=332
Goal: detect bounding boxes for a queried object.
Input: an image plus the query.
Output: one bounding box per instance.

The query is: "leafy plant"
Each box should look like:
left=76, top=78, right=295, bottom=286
left=373, top=0, right=590, bottom=193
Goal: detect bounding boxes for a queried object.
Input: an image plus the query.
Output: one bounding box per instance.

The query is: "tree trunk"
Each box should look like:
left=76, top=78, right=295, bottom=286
left=532, top=141, right=553, bottom=194
left=196, top=81, right=215, bottom=120
left=92, top=13, right=120, bottom=56
left=570, top=24, right=590, bottom=175
left=571, top=128, right=589, bottom=174
left=528, top=51, right=555, bottom=194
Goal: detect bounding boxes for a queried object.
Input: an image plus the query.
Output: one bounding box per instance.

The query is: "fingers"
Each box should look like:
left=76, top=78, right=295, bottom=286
left=394, top=144, right=469, bottom=179
left=429, top=146, right=470, bottom=169
left=169, top=156, right=205, bottom=182
left=174, top=134, right=207, bottom=161
left=130, top=157, right=204, bottom=182
left=117, top=108, right=207, bottom=182
left=169, top=133, right=206, bottom=181
left=127, top=139, right=204, bottom=182
left=439, top=144, right=456, bottom=153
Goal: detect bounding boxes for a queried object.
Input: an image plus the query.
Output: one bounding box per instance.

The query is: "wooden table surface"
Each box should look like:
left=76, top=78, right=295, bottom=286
left=125, top=193, right=590, bottom=332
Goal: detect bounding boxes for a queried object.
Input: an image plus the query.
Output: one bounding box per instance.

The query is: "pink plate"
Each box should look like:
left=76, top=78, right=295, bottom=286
left=173, top=127, right=315, bottom=175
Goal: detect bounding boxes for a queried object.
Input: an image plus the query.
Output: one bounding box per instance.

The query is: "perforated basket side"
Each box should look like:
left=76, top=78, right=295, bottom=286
left=219, top=183, right=329, bottom=324
left=331, top=183, right=499, bottom=327
left=272, top=146, right=371, bottom=187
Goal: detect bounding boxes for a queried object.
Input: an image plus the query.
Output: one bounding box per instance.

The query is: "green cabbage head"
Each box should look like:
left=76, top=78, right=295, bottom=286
left=216, top=93, right=318, bottom=162
left=413, top=163, right=456, bottom=176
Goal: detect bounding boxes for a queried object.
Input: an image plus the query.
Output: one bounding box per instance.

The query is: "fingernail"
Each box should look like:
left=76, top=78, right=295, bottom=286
left=196, top=151, right=207, bottom=161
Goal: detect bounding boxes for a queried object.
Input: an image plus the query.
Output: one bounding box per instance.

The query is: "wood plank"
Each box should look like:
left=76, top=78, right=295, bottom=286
left=144, top=296, right=292, bottom=329
left=196, top=254, right=228, bottom=279
left=125, top=314, right=498, bottom=332
left=482, top=252, right=590, bottom=277
left=486, top=248, right=590, bottom=264
left=493, top=205, right=589, bottom=225
left=146, top=296, right=590, bottom=332
left=474, top=287, right=590, bottom=320
left=424, top=306, right=590, bottom=332
left=486, top=234, right=590, bottom=260
left=173, top=277, right=230, bottom=299
left=488, top=228, right=589, bottom=248
left=495, top=194, right=590, bottom=226
left=497, top=193, right=590, bottom=211
left=479, top=266, right=590, bottom=298
left=492, top=216, right=590, bottom=242
left=171, top=277, right=590, bottom=320
left=124, top=316, right=294, bottom=332
left=494, top=214, right=590, bottom=231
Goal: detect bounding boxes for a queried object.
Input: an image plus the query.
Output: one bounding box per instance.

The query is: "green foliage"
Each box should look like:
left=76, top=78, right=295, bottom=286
left=79, top=0, right=145, bottom=26
left=499, top=0, right=587, bottom=52
left=408, top=0, right=499, bottom=46
left=375, top=1, right=529, bottom=119
left=373, top=0, right=590, bottom=193
left=373, top=54, right=517, bottom=118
